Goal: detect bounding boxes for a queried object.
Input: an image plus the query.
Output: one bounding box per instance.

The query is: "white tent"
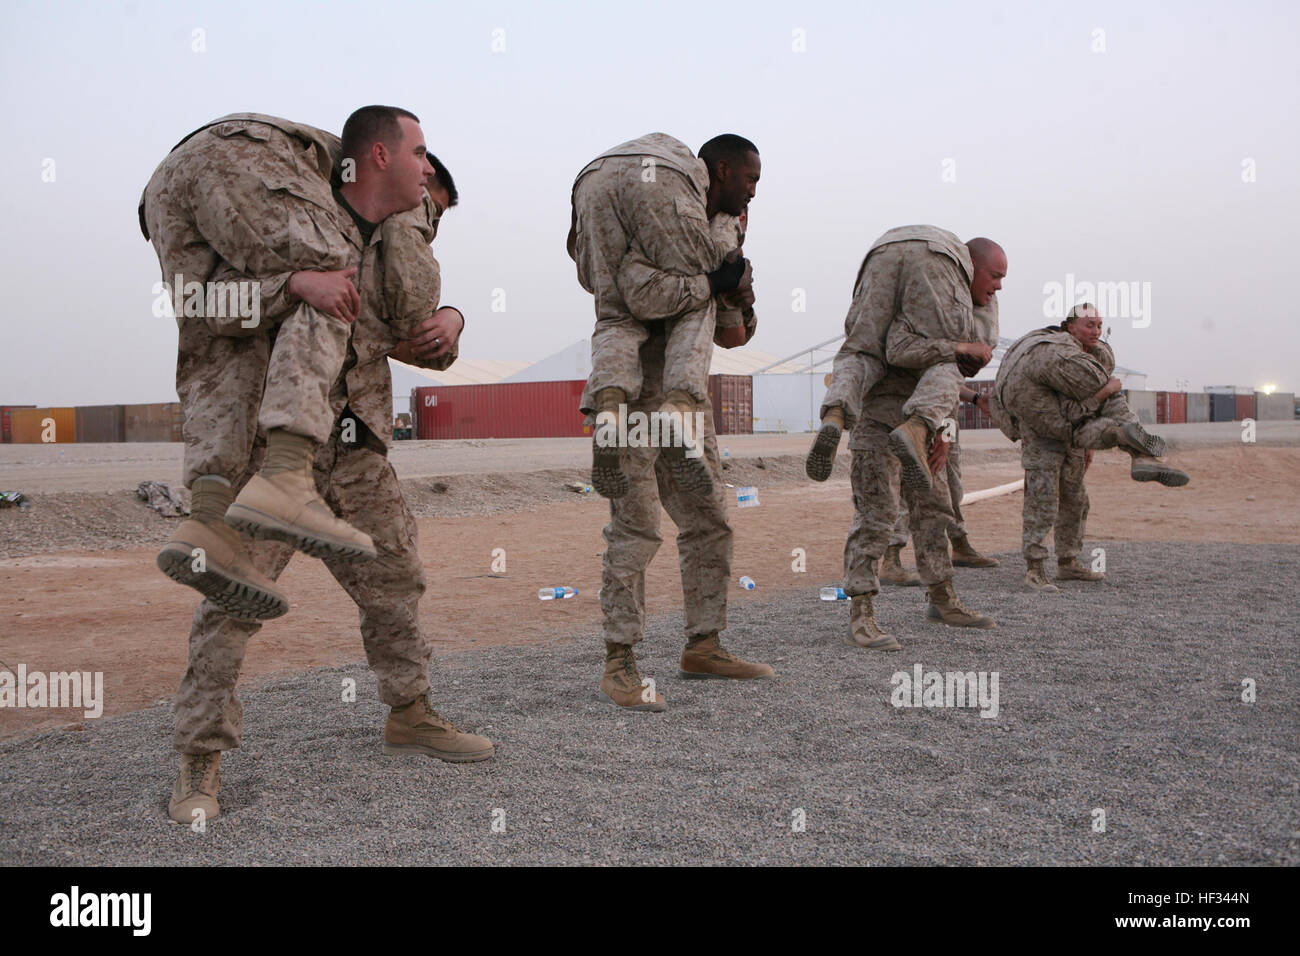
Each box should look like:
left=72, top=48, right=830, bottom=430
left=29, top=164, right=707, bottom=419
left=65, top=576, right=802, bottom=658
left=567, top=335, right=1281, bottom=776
left=501, top=338, right=808, bottom=384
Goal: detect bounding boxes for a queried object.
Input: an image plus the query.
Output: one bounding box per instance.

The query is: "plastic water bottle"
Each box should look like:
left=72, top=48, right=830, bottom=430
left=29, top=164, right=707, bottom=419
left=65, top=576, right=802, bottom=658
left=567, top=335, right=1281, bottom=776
left=820, top=586, right=848, bottom=601
left=538, top=587, right=578, bottom=600
left=724, top=447, right=730, bottom=459
left=739, top=576, right=756, bottom=590
left=737, top=486, right=760, bottom=508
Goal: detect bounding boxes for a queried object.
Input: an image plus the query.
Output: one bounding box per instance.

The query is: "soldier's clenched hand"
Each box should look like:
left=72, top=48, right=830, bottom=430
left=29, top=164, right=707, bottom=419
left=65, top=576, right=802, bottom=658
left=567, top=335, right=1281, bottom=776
left=289, top=268, right=361, bottom=324
left=400, top=306, right=464, bottom=362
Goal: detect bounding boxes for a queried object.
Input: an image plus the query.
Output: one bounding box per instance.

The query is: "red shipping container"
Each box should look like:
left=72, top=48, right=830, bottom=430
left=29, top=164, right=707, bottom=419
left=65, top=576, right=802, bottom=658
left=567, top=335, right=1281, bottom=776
left=1167, top=392, right=1186, bottom=424
left=413, top=381, right=589, bottom=439
left=1236, top=393, right=1256, bottom=421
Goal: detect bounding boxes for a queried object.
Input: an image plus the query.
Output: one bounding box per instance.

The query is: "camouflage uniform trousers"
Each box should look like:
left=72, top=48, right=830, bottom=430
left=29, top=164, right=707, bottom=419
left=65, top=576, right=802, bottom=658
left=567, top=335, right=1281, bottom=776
left=843, top=420, right=957, bottom=596
left=821, top=241, right=971, bottom=430
left=599, top=322, right=732, bottom=645
left=142, top=118, right=356, bottom=487
left=889, top=437, right=967, bottom=547
left=573, top=155, right=719, bottom=408
left=1020, top=434, right=1088, bottom=562
left=174, top=417, right=429, bottom=753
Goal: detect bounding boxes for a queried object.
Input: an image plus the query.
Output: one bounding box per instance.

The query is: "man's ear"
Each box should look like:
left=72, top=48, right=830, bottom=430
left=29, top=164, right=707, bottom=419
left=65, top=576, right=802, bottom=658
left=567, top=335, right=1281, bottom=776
left=372, top=140, right=390, bottom=171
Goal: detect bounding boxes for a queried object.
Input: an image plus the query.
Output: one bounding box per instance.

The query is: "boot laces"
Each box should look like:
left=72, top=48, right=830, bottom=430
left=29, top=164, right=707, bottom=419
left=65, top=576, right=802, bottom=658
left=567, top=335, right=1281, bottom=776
left=187, top=754, right=215, bottom=794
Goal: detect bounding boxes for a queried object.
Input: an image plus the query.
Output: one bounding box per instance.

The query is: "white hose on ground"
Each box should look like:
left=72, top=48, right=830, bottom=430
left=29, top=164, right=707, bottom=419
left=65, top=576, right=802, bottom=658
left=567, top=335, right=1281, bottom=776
left=959, top=478, right=1025, bottom=505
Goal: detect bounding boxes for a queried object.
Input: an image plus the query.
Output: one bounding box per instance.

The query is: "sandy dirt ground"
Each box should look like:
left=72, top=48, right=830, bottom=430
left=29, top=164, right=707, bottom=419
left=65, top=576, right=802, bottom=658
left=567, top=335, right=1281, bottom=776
left=2, top=434, right=1296, bottom=739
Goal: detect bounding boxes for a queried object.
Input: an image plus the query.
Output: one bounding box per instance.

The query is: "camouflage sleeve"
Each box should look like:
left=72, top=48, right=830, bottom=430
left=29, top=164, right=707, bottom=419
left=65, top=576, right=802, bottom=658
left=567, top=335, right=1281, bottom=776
left=885, top=322, right=959, bottom=368
left=379, top=204, right=441, bottom=341
left=1088, top=340, right=1117, bottom=376
left=615, top=247, right=713, bottom=320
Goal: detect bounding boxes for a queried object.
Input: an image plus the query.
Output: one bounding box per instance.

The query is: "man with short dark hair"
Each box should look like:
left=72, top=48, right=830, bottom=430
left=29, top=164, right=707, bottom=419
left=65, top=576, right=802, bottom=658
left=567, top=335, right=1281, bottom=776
left=569, top=132, right=759, bottom=502
left=568, top=132, right=772, bottom=711
left=142, top=108, right=491, bottom=825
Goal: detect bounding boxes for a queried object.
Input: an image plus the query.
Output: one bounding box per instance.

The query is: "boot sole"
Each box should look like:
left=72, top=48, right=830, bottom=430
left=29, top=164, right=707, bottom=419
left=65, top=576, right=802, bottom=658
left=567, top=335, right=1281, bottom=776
left=805, top=424, right=842, bottom=481
left=1122, top=422, right=1167, bottom=458
left=597, top=689, right=666, bottom=712
left=678, top=668, right=775, bottom=680
left=662, top=438, right=714, bottom=497
left=381, top=741, right=495, bottom=762
left=225, top=504, right=377, bottom=562
left=1132, top=466, right=1190, bottom=487
left=840, top=632, right=901, bottom=651
left=1023, top=579, right=1060, bottom=593
left=156, top=543, right=289, bottom=621
left=592, top=440, right=628, bottom=499
left=888, top=427, right=932, bottom=493
left=924, top=607, right=997, bottom=628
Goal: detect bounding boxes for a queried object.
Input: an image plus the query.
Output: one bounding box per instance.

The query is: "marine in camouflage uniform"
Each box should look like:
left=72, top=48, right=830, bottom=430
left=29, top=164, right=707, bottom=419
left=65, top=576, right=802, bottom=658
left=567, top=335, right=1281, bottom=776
left=807, top=227, right=995, bottom=485
left=573, top=213, right=772, bottom=711
left=140, top=114, right=358, bottom=486
left=569, top=133, right=755, bottom=501
left=993, top=312, right=1188, bottom=591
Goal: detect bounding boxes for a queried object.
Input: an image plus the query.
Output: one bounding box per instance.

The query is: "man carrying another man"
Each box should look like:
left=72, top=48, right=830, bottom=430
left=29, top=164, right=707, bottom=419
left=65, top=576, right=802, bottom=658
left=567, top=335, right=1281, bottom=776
left=992, top=303, right=1190, bottom=591
left=821, top=228, right=1006, bottom=649
left=569, top=133, right=772, bottom=711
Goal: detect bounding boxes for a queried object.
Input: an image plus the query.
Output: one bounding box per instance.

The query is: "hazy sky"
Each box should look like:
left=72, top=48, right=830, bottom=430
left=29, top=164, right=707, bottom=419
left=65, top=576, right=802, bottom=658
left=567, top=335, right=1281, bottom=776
left=2, top=0, right=1297, bottom=406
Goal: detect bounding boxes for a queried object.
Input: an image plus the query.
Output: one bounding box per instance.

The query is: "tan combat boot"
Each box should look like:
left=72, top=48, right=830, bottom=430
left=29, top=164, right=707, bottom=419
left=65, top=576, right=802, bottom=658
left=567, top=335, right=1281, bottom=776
left=680, top=631, right=775, bottom=679
left=156, top=476, right=289, bottom=621
left=845, top=594, right=901, bottom=650
left=591, top=387, right=629, bottom=499
left=659, top=389, right=714, bottom=496
left=225, top=435, right=377, bottom=561
left=880, top=544, right=922, bottom=586
left=168, top=752, right=221, bottom=825
left=805, top=407, right=845, bottom=482
left=1024, top=558, right=1060, bottom=592
left=1103, top=421, right=1167, bottom=458
left=888, top=416, right=933, bottom=492
left=1057, top=556, right=1105, bottom=581
left=925, top=580, right=996, bottom=628
left=600, top=642, right=666, bottom=711
left=951, top=534, right=1000, bottom=568
left=382, top=694, right=494, bottom=762
left=1129, top=455, right=1190, bottom=487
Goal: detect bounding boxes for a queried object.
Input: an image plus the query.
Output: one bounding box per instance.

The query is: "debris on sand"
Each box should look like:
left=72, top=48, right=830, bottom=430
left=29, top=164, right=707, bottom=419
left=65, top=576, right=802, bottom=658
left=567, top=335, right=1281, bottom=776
left=135, top=481, right=189, bottom=517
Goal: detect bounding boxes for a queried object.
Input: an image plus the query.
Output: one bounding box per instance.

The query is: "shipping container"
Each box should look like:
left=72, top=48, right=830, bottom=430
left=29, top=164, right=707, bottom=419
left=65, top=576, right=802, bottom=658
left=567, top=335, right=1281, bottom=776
left=1209, top=393, right=1236, bottom=422
left=74, top=404, right=127, bottom=443
left=1235, top=394, right=1256, bottom=422
left=1155, top=391, right=1187, bottom=424
left=707, top=374, right=753, bottom=435
left=414, top=381, right=588, bottom=439
left=1255, top=391, right=1296, bottom=421
left=1, top=405, right=35, bottom=444
left=1123, top=389, right=1158, bottom=425
left=9, top=407, right=76, bottom=443
left=955, top=380, right=996, bottom=431
left=1186, top=392, right=1210, bottom=423
left=124, top=402, right=183, bottom=442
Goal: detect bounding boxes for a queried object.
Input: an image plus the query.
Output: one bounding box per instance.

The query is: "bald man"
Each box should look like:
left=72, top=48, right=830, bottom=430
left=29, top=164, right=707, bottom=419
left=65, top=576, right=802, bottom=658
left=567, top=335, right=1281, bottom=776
left=823, top=227, right=1004, bottom=649
left=808, top=228, right=1003, bottom=492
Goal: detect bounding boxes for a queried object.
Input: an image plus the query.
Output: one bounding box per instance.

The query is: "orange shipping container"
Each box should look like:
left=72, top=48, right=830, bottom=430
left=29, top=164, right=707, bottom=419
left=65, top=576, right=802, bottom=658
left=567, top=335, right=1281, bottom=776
left=9, top=407, right=77, bottom=444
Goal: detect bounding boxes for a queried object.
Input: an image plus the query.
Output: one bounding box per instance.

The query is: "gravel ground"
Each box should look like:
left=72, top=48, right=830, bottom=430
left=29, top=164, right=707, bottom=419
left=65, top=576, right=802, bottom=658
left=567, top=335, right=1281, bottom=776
left=1, top=541, right=1295, bottom=866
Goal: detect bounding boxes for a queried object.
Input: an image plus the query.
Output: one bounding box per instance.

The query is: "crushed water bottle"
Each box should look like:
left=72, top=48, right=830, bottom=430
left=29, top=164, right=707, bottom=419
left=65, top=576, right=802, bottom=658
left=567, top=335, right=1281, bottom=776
left=739, top=576, right=756, bottom=590
left=538, top=587, right=578, bottom=600
left=820, top=586, right=848, bottom=601
left=736, top=486, right=760, bottom=508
